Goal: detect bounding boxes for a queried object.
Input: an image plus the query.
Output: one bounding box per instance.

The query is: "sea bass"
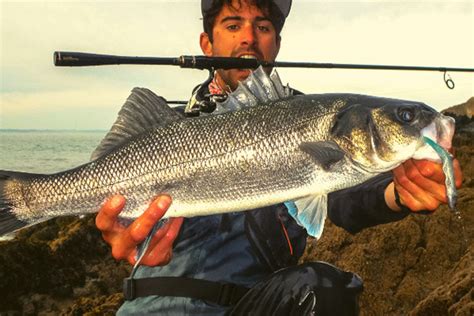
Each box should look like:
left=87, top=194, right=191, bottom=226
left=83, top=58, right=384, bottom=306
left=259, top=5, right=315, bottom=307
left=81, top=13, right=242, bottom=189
left=0, top=69, right=455, bottom=238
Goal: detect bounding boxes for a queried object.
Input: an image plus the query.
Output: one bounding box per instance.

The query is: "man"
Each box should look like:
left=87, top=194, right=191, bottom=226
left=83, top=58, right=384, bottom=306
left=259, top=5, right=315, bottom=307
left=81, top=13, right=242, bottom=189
left=96, top=0, right=463, bottom=314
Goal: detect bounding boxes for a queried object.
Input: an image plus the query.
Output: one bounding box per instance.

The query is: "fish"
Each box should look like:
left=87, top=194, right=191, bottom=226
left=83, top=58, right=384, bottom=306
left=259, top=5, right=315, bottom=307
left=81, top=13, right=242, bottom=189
left=0, top=68, right=455, bottom=238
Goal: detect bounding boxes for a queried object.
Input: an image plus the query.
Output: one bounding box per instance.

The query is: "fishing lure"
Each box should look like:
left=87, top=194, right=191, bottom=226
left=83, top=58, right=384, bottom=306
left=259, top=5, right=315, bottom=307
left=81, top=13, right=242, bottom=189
left=423, top=136, right=457, bottom=211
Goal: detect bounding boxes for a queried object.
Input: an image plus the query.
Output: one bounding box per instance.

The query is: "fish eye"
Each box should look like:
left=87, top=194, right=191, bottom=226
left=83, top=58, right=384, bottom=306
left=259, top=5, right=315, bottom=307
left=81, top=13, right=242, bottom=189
left=398, top=107, right=416, bottom=123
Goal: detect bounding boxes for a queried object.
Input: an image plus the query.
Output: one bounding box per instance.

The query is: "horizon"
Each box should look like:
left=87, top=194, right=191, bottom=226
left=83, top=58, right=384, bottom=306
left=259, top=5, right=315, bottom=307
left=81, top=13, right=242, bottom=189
left=0, top=128, right=108, bottom=132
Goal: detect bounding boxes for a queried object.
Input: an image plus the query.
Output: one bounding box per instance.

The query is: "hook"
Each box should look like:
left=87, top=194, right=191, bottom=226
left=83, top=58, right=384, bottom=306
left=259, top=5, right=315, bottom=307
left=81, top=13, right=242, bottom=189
left=443, top=71, right=455, bottom=89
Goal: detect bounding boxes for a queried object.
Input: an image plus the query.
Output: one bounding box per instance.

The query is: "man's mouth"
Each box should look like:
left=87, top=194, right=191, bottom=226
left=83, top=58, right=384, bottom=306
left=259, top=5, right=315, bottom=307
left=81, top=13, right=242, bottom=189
left=235, top=54, right=260, bottom=72
left=238, top=54, right=258, bottom=60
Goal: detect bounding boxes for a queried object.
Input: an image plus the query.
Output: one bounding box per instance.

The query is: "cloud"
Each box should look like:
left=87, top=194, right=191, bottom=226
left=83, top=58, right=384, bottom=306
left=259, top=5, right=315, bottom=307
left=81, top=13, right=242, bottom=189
left=1, top=1, right=473, bottom=130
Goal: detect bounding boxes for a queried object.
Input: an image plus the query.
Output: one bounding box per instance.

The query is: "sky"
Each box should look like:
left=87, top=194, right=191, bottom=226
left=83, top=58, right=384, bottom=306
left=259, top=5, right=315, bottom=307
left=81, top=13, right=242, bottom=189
left=1, top=0, right=473, bottom=130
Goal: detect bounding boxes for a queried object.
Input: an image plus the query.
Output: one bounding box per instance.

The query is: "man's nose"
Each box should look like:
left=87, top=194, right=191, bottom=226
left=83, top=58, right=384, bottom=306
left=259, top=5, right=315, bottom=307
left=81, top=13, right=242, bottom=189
left=240, top=24, right=256, bottom=47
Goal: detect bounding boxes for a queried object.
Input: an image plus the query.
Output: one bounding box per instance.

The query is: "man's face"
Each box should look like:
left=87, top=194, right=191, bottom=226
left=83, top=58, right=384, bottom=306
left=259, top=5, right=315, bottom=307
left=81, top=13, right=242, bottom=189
left=200, top=0, right=281, bottom=91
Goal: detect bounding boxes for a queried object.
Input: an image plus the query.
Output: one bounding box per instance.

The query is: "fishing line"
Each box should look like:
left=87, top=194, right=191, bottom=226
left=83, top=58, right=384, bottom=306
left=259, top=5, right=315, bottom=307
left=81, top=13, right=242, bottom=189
left=122, top=219, right=168, bottom=300
left=126, top=219, right=168, bottom=284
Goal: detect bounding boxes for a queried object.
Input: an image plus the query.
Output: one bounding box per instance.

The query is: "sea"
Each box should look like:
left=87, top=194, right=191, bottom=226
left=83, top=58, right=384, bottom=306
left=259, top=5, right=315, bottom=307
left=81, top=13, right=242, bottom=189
left=0, top=130, right=107, bottom=174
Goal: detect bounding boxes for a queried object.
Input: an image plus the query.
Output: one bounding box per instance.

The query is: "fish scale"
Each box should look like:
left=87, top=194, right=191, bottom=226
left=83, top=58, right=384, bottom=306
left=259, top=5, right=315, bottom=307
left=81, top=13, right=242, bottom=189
left=7, top=97, right=339, bottom=222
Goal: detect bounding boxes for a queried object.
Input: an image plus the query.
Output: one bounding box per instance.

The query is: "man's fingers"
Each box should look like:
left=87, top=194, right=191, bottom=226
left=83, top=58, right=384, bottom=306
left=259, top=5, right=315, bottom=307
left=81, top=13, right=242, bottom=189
left=141, top=247, right=172, bottom=266
left=403, top=160, right=447, bottom=203
left=126, top=249, right=138, bottom=266
left=150, top=217, right=183, bottom=251
left=167, top=217, right=184, bottom=239
left=96, top=194, right=179, bottom=266
left=393, top=178, right=428, bottom=212
left=127, top=217, right=183, bottom=266
left=393, top=164, right=441, bottom=211
left=411, top=159, right=445, bottom=183
left=412, top=158, right=463, bottom=189
left=109, top=195, right=171, bottom=261
left=141, top=219, right=173, bottom=253
left=95, top=195, right=126, bottom=232
left=138, top=217, right=184, bottom=266
left=111, top=240, right=135, bottom=261
left=127, top=195, right=173, bottom=244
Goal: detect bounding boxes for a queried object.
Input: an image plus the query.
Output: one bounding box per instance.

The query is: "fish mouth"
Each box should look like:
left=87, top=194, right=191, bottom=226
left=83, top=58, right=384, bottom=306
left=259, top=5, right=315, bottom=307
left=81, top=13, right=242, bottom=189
left=436, top=114, right=455, bottom=150
left=421, top=114, right=455, bottom=150
left=413, top=114, right=455, bottom=161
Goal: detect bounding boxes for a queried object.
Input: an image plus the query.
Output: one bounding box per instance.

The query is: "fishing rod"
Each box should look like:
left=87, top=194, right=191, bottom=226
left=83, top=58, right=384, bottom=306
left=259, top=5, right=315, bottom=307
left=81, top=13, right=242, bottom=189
left=54, top=51, right=474, bottom=91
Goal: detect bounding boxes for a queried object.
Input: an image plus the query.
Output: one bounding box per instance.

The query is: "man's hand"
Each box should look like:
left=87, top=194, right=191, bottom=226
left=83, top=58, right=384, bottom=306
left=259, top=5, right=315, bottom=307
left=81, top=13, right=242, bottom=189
left=386, top=158, right=463, bottom=212
left=95, top=194, right=183, bottom=266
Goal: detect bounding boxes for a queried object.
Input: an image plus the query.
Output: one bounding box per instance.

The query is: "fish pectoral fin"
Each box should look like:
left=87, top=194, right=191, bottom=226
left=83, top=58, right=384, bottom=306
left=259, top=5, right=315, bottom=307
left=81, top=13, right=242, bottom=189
left=299, top=141, right=345, bottom=171
left=91, top=88, right=184, bottom=161
left=284, top=194, right=328, bottom=239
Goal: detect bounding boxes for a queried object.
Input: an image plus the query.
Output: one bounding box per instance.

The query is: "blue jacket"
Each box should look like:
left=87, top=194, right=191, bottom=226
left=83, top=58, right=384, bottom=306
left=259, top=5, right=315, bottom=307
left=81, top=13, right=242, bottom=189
left=117, top=173, right=408, bottom=315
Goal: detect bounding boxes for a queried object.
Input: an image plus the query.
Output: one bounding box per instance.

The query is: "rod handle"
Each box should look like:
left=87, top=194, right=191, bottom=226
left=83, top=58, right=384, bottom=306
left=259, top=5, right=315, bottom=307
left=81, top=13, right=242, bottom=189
left=54, top=51, right=123, bottom=66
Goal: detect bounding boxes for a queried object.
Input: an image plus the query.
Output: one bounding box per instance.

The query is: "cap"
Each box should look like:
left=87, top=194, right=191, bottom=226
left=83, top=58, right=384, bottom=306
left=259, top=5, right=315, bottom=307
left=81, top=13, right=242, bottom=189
left=201, top=0, right=292, bottom=18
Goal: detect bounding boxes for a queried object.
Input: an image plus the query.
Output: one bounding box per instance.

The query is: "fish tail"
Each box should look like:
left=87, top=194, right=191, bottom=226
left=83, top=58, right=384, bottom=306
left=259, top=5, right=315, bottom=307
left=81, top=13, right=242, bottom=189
left=0, top=170, right=39, bottom=236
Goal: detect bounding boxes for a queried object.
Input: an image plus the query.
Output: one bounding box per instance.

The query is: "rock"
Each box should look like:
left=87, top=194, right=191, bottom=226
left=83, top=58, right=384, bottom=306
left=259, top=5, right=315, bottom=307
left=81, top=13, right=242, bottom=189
left=0, top=216, right=130, bottom=314
left=442, top=97, right=474, bottom=119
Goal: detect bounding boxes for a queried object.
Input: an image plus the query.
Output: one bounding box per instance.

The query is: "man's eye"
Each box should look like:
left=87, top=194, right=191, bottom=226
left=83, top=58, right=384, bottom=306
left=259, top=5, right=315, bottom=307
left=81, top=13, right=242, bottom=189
left=257, top=25, right=270, bottom=32
left=227, top=25, right=239, bottom=31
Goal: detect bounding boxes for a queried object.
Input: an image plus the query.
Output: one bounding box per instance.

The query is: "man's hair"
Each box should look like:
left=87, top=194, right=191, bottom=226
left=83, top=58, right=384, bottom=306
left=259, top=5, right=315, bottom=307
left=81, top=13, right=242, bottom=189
left=202, top=0, right=285, bottom=42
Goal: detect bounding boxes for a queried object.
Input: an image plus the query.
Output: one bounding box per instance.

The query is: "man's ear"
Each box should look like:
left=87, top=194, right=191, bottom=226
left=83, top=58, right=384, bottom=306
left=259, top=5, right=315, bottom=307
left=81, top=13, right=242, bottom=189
left=200, top=32, right=213, bottom=56
left=275, top=34, right=281, bottom=56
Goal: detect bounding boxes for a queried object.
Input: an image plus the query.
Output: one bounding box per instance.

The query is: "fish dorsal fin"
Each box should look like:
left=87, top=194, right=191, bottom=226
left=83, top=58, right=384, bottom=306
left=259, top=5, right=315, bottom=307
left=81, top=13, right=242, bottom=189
left=300, top=141, right=345, bottom=171
left=214, top=66, right=291, bottom=114
left=91, top=87, right=183, bottom=160
left=284, top=194, right=328, bottom=238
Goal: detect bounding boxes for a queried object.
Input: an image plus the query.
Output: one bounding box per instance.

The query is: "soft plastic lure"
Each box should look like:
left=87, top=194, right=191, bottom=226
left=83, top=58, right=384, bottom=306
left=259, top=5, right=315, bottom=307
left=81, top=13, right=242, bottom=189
left=423, top=136, right=457, bottom=211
